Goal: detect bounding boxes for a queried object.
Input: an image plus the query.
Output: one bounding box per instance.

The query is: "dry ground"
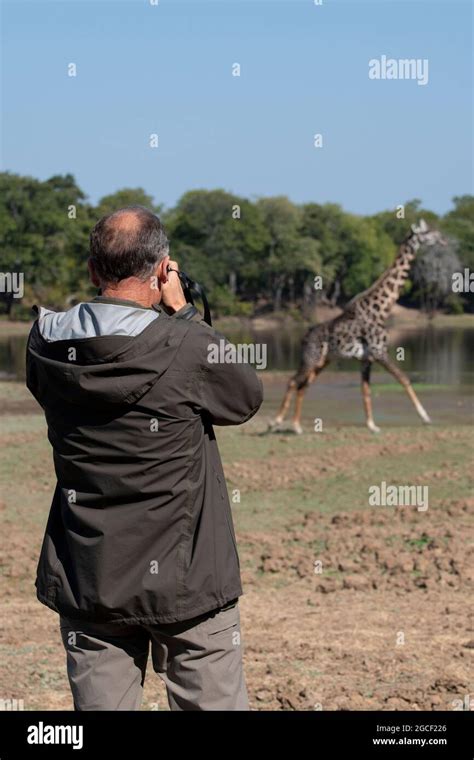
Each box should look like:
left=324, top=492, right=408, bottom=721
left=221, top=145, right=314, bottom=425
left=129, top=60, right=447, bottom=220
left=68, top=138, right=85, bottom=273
left=0, top=375, right=472, bottom=711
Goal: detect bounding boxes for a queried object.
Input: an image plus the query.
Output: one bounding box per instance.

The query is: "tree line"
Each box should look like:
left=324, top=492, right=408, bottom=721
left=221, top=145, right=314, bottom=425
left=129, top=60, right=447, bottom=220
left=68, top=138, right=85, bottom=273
left=0, top=171, right=472, bottom=319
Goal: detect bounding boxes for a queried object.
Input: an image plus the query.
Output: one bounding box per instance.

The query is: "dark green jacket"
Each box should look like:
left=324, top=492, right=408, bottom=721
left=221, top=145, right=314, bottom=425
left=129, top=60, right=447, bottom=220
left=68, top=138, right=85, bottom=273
left=26, top=297, right=263, bottom=624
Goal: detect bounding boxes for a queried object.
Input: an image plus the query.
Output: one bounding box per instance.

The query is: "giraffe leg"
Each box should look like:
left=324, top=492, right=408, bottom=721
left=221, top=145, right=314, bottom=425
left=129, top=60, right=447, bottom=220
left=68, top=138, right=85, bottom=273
left=292, top=384, right=309, bottom=435
left=269, top=377, right=297, bottom=430
left=291, top=365, right=325, bottom=434
left=361, top=360, right=380, bottom=433
left=376, top=354, right=432, bottom=424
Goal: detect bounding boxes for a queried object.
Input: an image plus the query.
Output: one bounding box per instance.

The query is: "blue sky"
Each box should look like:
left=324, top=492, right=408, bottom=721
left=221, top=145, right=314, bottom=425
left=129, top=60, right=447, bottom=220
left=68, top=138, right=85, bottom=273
left=1, top=0, right=472, bottom=214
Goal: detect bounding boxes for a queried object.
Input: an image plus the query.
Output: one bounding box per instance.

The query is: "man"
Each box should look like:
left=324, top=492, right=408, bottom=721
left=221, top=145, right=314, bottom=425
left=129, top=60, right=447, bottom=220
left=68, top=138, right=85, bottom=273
left=26, top=206, right=263, bottom=711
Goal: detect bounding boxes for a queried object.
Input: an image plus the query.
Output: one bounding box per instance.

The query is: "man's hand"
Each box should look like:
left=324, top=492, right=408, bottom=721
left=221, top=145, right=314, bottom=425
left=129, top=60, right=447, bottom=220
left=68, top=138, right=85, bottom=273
left=161, top=260, right=187, bottom=314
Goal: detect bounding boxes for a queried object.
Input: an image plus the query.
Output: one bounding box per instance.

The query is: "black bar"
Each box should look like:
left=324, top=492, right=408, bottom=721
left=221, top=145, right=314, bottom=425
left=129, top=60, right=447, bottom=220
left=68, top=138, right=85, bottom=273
left=0, top=710, right=472, bottom=757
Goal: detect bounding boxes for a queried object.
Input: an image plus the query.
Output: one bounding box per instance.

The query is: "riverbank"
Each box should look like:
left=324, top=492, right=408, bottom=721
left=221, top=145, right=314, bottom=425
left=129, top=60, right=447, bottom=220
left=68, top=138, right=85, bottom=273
left=2, top=306, right=473, bottom=338
left=216, top=305, right=474, bottom=333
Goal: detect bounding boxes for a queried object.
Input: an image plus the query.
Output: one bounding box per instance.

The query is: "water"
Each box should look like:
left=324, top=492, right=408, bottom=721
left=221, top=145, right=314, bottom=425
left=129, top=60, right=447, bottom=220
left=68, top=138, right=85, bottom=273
left=0, top=333, right=28, bottom=381
left=217, top=324, right=474, bottom=387
left=1, top=324, right=473, bottom=387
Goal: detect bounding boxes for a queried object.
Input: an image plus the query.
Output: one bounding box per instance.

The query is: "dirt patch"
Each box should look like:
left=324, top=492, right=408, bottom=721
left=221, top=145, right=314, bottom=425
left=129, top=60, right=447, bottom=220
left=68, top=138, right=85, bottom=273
left=226, top=430, right=461, bottom=493
left=240, top=584, right=472, bottom=711
left=234, top=490, right=473, bottom=710
left=251, top=497, right=473, bottom=593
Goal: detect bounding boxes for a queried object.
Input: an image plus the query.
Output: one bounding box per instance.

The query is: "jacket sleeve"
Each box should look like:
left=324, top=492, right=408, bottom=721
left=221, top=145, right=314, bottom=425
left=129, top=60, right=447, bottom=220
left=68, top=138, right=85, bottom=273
left=187, top=326, right=264, bottom=426
left=169, top=303, right=201, bottom=322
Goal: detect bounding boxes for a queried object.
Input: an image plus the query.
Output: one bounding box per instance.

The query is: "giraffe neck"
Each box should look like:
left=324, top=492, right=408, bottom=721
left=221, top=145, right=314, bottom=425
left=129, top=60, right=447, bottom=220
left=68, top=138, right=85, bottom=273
left=357, top=235, right=420, bottom=321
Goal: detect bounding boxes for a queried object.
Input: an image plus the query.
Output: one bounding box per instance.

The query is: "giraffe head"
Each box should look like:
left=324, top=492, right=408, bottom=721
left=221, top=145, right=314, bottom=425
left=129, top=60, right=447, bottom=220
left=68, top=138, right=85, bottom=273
left=410, top=219, right=446, bottom=248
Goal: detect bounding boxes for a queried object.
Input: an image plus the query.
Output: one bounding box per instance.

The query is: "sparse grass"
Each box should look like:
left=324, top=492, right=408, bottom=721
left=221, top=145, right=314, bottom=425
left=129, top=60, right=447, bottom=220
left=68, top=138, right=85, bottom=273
left=218, top=422, right=474, bottom=534
left=405, top=535, right=433, bottom=550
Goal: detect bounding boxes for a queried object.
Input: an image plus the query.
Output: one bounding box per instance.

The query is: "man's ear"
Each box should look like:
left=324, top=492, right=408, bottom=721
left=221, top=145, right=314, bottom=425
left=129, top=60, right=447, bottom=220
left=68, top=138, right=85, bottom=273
left=157, top=255, right=170, bottom=284
left=88, top=258, right=101, bottom=288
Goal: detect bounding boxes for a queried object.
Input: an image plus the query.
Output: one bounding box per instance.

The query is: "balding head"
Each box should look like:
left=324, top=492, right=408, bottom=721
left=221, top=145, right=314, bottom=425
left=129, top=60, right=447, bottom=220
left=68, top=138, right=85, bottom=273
left=108, top=209, right=143, bottom=234
left=89, top=205, right=169, bottom=284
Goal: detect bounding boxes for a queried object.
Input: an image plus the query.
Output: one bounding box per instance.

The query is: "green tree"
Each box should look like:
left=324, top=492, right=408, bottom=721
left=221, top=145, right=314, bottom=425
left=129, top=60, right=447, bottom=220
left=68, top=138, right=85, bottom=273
left=94, top=188, right=162, bottom=219
left=441, top=195, right=474, bottom=270
left=256, top=197, right=321, bottom=311
left=372, top=200, right=439, bottom=246
left=0, top=171, right=470, bottom=318
left=166, top=189, right=269, bottom=300
left=339, top=216, right=395, bottom=300
left=302, top=203, right=395, bottom=304
left=0, top=172, right=92, bottom=315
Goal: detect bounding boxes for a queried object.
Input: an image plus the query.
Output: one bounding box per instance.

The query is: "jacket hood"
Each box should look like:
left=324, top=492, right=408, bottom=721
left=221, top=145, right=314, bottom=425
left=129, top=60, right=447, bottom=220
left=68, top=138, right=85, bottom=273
left=27, top=301, right=192, bottom=409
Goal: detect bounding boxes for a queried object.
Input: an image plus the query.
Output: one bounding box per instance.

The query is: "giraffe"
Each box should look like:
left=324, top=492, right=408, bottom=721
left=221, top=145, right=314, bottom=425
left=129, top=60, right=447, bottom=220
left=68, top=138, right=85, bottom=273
left=270, top=220, right=445, bottom=434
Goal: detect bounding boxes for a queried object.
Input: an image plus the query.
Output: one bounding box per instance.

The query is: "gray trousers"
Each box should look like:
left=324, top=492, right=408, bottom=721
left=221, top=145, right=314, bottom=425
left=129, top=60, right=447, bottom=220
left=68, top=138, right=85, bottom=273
left=59, top=601, right=249, bottom=711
